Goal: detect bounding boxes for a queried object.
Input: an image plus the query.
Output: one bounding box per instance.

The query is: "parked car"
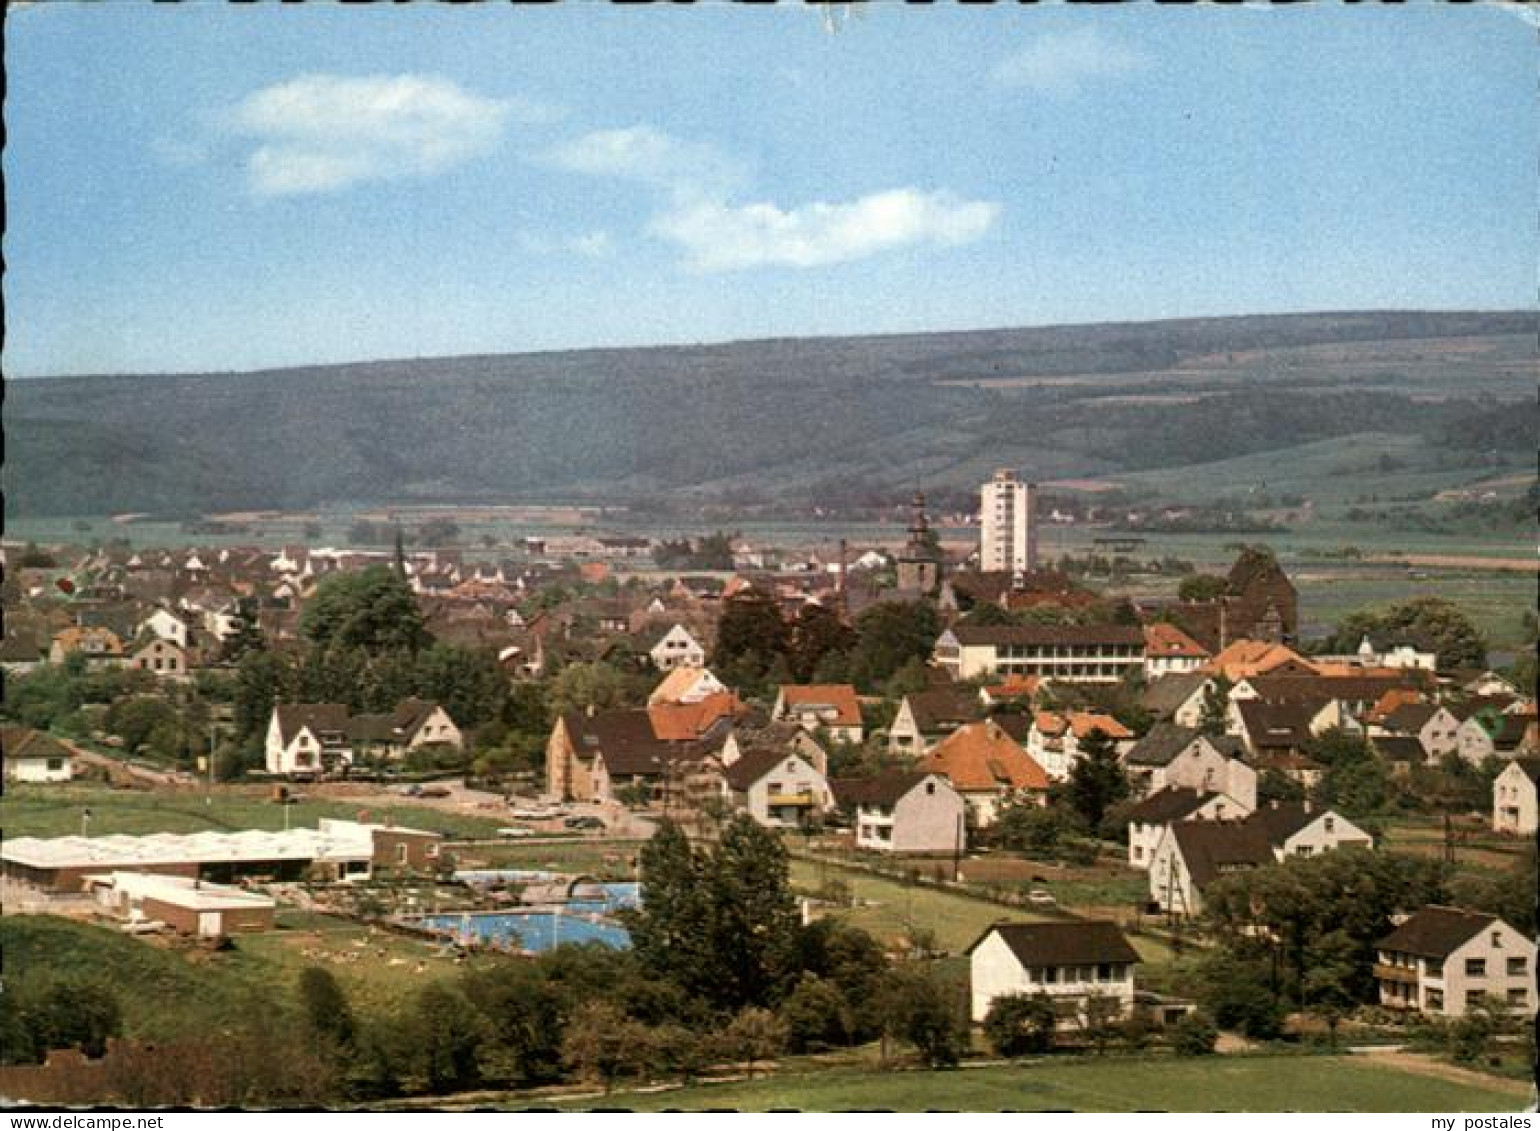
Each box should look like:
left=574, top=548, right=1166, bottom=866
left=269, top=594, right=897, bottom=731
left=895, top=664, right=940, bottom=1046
left=564, top=816, right=606, bottom=831
left=1027, top=889, right=1056, bottom=906
left=496, top=827, right=536, bottom=839
left=418, top=786, right=451, bottom=799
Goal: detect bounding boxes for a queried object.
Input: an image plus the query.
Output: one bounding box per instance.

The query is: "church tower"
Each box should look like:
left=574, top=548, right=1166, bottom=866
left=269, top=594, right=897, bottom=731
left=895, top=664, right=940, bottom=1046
left=896, top=490, right=943, bottom=597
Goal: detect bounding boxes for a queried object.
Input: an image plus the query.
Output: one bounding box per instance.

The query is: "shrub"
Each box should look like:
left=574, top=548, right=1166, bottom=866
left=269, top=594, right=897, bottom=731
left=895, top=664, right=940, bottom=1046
left=982, top=993, right=1058, bottom=1057
left=1170, top=1011, right=1219, bottom=1056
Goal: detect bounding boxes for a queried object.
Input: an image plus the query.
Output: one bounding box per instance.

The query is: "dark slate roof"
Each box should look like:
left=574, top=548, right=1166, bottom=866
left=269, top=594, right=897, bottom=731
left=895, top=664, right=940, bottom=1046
left=1, top=725, right=73, bottom=764
left=1142, top=673, right=1209, bottom=718
left=274, top=703, right=353, bottom=743
left=950, top=624, right=1146, bottom=648
left=1372, top=735, right=1429, bottom=764
left=990, top=712, right=1034, bottom=743
left=1125, top=724, right=1203, bottom=767
left=830, top=770, right=933, bottom=808
left=1249, top=673, right=1427, bottom=705
left=904, top=688, right=983, bottom=733
left=724, top=746, right=803, bottom=792
left=1241, top=802, right=1364, bottom=847
left=1126, top=787, right=1218, bottom=824
left=1377, top=906, right=1500, bottom=959
left=966, top=920, right=1141, bottom=966
left=1170, top=820, right=1275, bottom=889
left=563, top=708, right=676, bottom=777
left=1380, top=702, right=1440, bottom=734
left=1235, top=700, right=1315, bottom=749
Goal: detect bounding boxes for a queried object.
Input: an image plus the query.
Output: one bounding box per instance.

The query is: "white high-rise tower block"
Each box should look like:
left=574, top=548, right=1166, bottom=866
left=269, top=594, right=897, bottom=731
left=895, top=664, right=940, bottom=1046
left=979, top=468, right=1038, bottom=573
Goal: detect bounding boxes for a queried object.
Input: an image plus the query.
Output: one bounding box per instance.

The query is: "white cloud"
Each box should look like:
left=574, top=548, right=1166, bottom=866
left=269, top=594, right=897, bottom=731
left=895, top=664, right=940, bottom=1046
left=544, top=125, right=746, bottom=198
left=652, top=189, right=1000, bottom=273
left=230, top=74, right=524, bottom=195
left=993, top=29, right=1149, bottom=95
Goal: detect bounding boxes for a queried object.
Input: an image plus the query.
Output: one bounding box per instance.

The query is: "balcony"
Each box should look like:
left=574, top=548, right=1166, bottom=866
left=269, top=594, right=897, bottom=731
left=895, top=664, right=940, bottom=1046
left=1373, top=963, right=1420, bottom=986
left=767, top=791, right=815, bottom=808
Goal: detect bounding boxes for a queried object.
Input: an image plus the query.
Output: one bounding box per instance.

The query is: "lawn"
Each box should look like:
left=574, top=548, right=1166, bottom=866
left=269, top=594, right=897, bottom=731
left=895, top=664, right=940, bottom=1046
left=554, top=1054, right=1527, bottom=1112
left=0, top=783, right=506, bottom=841
left=451, top=839, right=646, bottom=879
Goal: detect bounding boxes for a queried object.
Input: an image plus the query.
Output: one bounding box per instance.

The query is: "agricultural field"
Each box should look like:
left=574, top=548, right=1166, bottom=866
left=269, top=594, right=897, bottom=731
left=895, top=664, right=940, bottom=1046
left=0, top=783, right=507, bottom=841
left=552, top=1053, right=1529, bottom=1112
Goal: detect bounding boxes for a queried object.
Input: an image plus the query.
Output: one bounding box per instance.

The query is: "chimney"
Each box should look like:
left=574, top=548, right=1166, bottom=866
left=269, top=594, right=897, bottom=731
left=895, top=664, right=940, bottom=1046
left=1025, top=482, right=1039, bottom=573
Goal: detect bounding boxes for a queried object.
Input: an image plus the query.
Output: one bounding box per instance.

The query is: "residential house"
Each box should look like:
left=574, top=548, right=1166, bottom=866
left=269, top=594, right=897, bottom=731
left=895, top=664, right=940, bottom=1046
left=772, top=685, right=865, bottom=744
left=1371, top=702, right=1463, bottom=762
left=1123, top=724, right=1256, bottom=811
left=932, top=624, right=1146, bottom=683
left=2, top=727, right=74, bottom=784
left=647, top=624, right=707, bottom=671
left=139, top=608, right=189, bottom=648
left=1447, top=670, right=1522, bottom=699
left=1375, top=906, right=1536, bottom=1017
left=1247, top=800, right=1374, bottom=858
left=887, top=687, right=982, bottom=758
left=265, top=704, right=353, bottom=776
left=1231, top=700, right=1323, bottom=784
left=48, top=627, right=125, bottom=669
left=1456, top=709, right=1537, bottom=765
left=1200, top=639, right=1317, bottom=683
left=1492, top=758, right=1539, bottom=835
left=1141, top=673, right=1214, bottom=729
left=130, top=637, right=187, bottom=680
left=833, top=770, right=966, bottom=856
left=350, top=699, right=463, bottom=763
left=1142, top=623, right=1211, bottom=680
left=1147, top=819, right=1275, bottom=917
left=968, top=920, right=1140, bottom=1026
left=921, top=720, right=1050, bottom=828
left=1025, top=711, right=1133, bottom=782
left=1126, top=787, right=1245, bottom=870
left=977, top=674, right=1043, bottom=710
left=724, top=748, right=833, bottom=829
left=647, top=665, right=728, bottom=706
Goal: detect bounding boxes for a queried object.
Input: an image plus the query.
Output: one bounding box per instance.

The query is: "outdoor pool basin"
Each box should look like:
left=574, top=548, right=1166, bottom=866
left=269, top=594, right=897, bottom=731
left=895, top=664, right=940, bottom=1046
left=419, top=909, right=631, bottom=952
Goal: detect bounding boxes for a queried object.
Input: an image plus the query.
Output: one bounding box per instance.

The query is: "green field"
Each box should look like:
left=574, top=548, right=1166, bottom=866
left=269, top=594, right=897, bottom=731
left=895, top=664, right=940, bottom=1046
left=0, top=784, right=506, bottom=841
left=552, top=1055, right=1526, bottom=1112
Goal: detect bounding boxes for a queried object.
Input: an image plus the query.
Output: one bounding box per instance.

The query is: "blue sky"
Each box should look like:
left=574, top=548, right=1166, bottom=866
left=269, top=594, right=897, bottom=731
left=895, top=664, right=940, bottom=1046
left=4, top=4, right=1534, bottom=377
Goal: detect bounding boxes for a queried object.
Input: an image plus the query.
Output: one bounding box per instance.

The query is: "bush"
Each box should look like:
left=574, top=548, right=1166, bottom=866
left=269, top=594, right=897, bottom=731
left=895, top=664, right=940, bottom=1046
left=982, top=992, right=1058, bottom=1057
left=1170, top=1011, right=1218, bottom=1056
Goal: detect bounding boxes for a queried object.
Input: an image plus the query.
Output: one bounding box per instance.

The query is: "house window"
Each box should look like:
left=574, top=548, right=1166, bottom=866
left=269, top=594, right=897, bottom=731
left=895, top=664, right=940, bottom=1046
left=1465, top=958, right=1486, bottom=977
left=427, top=844, right=440, bottom=859
left=1490, top=931, right=1502, bottom=948
left=46, top=758, right=64, bottom=772
left=395, top=844, right=408, bottom=864
left=1507, top=988, right=1529, bottom=1005
left=1043, top=968, right=1058, bottom=984
left=1425, top=989, right=1443, bottom=1010
left=1324, top=817, right=1335, bottom=833
left=1097, top=963, right=1112, bottom=981
left=1467, top=989, right=1486, bottom=1004
left=1506, top=957, right=1526, bottom=976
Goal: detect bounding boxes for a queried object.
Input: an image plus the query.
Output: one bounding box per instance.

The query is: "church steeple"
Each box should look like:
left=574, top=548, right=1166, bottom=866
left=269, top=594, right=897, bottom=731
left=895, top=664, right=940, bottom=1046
left=896, top=489, right=943, bottom=596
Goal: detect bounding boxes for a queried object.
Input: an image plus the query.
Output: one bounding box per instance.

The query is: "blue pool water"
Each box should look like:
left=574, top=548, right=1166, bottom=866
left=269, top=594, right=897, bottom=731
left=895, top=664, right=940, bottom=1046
left=420, top=910, right=631, bottom=952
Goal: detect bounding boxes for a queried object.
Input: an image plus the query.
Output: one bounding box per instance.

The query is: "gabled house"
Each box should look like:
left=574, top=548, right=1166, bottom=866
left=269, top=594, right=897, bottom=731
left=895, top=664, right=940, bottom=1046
left=1141, top=673, right=1214, bottom=729
left=1492, top=757, right=1540, bottom=835
left=265, top=704, right=353, bottom=776
left=832, top=770, right=966, bottom=856
left=546, top=694, right=742, bottom=804
left=1125, top=787, right=1244, bottom=870
left=921, top=720, right=1050, bottom=828
left=2, top=726, right=74, bottom=784
left=1148, top=819, right=1275, bottom=916
left=724, top=747, right=833, bottom=829
left=968, top=920, right=1141, bottom=1026
left=139, top=608, right=189, bottom=648
left=1372, top=702, right=1462, bottom=762
left=1375, top=906, right=1536, bottom=1018
left=1455, top=709, right=1537, bottom=765
left=772, top=685, right=864, bottom=744
left=350, top=699, right=463, bottom=762
left=1246, top=800, right=1373, bottom=858
left=647, top=665, right=728, bottom=706
left=887, top=687, right=983, bottom=758
left=1024, top=711, right=1133, bottom=782
left=49, top=627, right=125, bottom=669
left=1200, top=640, right=1316, bottom=683
left=1123, top=724, right=1256, bottom=810
left=647, top=624, right=707, bottom=671
left=1142, top=623, right=1211, bottom=680
left=130, top=636, right=187, bottom=680
left=1231, top=700, right=1322, bottom=783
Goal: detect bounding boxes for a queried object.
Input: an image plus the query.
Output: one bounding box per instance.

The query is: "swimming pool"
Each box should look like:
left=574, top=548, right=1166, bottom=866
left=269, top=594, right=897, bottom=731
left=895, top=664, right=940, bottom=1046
left=419, top=910, right=631, bottom=952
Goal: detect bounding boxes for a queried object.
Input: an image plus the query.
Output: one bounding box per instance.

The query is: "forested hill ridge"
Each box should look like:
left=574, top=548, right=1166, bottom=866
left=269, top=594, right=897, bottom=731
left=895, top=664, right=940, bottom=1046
left=6, top=310, right=1535, bottom=518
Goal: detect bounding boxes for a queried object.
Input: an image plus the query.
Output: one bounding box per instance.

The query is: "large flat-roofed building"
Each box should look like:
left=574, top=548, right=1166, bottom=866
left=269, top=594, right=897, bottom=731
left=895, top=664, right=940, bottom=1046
left=933, top=624, right=1146, bottom=683
left=88, top=872, right=277, bottom=936
left=1, top=818, right=442, bottom=893
left=980, top=469, right=1037, bottom=574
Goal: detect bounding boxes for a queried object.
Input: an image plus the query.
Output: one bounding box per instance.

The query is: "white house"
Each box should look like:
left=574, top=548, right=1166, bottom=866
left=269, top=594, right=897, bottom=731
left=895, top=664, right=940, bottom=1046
left=648, top=624, right=707, bottom=671
left=724, top=748, right=834, bottom=829
left=1492, top=758, right=1539, bottom=835
left=1125, top=787, right=1246, bottom=870
left=933, top=624, right=1146, bottom=684
left=1376, top=906, right=1536, bottom=1018
left=1142, top=623, right=1211, bottom=681
left=1148, top=819, right=1275, bottom=917
left=265, top=704, right=354, bottom=776
left=1024, top=711, right=1133, bottom=783
left=2, top=727, right=74, bottom=784
left=967, top=920, right=1140, bottom=1026
left=139, top=608, right=189, bottom=648
left=1247, top=801, right=1374, bottom=858
left=131, top=637, right=188, bottom=680
left=648, top=665, right=728, bottom=706
left=835, top=770, right=966, bottom=856
left=1124, top=725, right=1257, bottom=812
left=772, top=685, right=864, bottom=744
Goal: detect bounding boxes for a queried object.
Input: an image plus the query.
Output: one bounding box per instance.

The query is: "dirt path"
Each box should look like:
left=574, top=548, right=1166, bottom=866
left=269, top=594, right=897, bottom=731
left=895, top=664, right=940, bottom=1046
left=1366, top=553, right=1538, bottom=573
left=1353, top=1047, right=1532, bottom=1097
